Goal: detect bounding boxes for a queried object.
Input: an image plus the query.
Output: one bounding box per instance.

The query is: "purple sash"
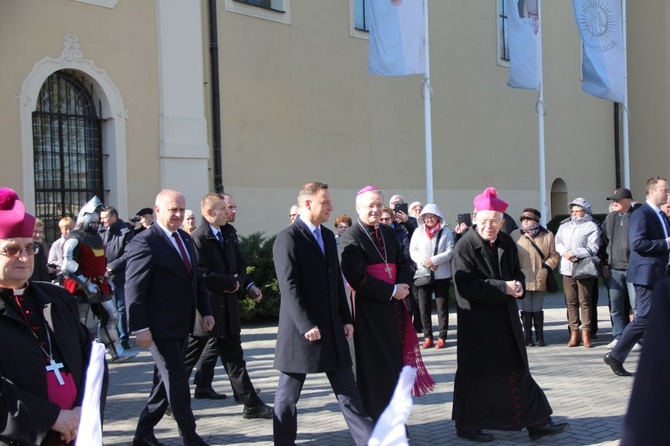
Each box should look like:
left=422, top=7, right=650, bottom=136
left=46, top=370, right=77, bottom=410
left=365, top=264, right=435, bottom=396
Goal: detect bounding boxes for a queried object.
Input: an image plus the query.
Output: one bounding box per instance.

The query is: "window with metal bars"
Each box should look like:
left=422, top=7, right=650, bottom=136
left=32, top=70, right=104, bottom=244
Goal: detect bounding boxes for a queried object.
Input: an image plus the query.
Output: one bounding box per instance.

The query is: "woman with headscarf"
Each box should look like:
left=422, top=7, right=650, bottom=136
left=409, top=204, right=454, bottom=349
left=555, top=198, right=601, bottom=348
left=511, top=208, right=560, bottom=347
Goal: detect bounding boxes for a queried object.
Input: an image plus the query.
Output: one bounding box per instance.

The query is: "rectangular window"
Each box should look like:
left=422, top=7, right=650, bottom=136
left=498, top=0, right=510, bottom=63
left=227, top=0, right=290, bottom=24
left=235, top=0, right=271, bottom=8
left=354, top=0, right=369, bottom=32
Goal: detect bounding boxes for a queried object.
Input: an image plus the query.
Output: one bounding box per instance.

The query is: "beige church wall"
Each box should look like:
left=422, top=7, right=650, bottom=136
left=626, top=0, right=670, bottom=200
left=0, top=0, right=161, bottom=220
left=214, top=1, right=617, bottom=235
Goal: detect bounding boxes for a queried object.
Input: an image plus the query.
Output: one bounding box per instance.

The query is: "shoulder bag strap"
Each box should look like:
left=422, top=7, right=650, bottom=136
left=525, top=234, right=547, bottom=261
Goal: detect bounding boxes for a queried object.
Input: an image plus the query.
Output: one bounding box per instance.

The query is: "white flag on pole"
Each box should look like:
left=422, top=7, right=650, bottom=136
left=368, top=0, right=425, bottom=76
left=507, top=0, right=542, bottom=90
left=573, top=0, right=625, bottom=102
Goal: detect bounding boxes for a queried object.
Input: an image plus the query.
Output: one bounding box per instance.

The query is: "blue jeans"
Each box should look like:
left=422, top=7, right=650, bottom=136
left=114, top=285, right=129, bottom=343
left=607, top=269, right=636, bottom=339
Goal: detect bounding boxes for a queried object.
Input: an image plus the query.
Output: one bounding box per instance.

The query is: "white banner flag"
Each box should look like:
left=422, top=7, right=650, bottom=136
left=507, top=0, right=542, bottom=90
left=368, top=0, right=425, bottom=76
left=573, top=0, right=625, bottom=102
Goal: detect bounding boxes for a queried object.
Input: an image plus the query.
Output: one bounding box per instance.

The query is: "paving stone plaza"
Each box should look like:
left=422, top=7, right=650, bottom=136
left=102, top=288, right=634, bottom=445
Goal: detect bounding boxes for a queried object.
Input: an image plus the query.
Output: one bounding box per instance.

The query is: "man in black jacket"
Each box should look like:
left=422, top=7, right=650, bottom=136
left=100, top=206, right=134, bottom=349
left=189, top=193, right=272, bottom=418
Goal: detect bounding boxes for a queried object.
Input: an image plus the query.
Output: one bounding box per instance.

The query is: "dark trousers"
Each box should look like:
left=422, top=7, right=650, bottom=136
left=611, top=284, right=653, bottom=364
left=114, top=285, right=129, bottom=342
left=192, top=337, right=219, bottom=390
left=416, top=278, right=450, bottom=340
left=186, top=335, right=263, bottom=407
left=273, top=368, right=373, bottom=446
left=135, top=338, right=204, bottom=446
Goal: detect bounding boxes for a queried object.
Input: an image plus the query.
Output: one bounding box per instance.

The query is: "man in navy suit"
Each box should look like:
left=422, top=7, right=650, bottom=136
left=126, top=189, right=214, bottom=446
left=604, top=177, right=670, bottom=377
left=272, top=182, right=373, bottom=446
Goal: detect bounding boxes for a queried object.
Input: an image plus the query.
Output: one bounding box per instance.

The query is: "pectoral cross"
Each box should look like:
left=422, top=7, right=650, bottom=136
left=384, top=263, right=392, bottom=279
left=46, top=357, right=65, bottom=385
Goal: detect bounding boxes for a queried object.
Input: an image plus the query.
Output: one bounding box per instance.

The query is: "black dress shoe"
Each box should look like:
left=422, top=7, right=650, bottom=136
left=527, top=420, right=570, bottom=440
left=194, top=388, right=228, bottom=400
left=132, top=435, right=167, bottom=446
left=121, top=340, right=132, bottom=350
left=456, top=429, right=494, bottom=442
left=604, top=353, right=633, bottom=376
left=243, top=403, right=274, bottom=419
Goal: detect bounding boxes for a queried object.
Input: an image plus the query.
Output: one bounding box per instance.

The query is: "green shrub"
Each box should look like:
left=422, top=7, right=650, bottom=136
left=239, top=232, right=280, bottom=321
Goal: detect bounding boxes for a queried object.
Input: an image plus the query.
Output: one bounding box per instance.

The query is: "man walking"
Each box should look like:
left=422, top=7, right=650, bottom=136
left=604, top=177, right=670, bottom=376
left=273, top=182, right=373, bottom=446
left=126, top=189, right=214, bottom=446
left=189, top=192, right=272, bottom=418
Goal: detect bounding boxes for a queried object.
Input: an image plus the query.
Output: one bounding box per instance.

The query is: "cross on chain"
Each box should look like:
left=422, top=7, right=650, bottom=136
left=46, top=357, right=65, bottom=385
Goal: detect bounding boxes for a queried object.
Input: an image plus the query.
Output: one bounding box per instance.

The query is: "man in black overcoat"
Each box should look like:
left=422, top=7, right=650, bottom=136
left=451, top=187, right=569, bottom=443
left=272, top=182, right=373, bottom=446
left=188, top=192, right=272, bottom=418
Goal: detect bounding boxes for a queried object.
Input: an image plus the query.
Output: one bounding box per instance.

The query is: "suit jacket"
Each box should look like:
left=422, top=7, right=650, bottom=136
left=626, top=202, right=670, bottom=287
left=273, top=217, right=353, bottom=374
left=0, top=282, right=94, bottom=446
left=191, top=219, right=248, bottom=338
left=125, top=223, right=212, bottom=340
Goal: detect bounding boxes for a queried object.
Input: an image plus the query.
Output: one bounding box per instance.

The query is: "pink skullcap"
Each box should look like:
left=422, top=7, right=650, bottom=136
left=0, top=188, right=36, bottom=238
left=357, top=185, right=380, bottom=195
left=473, top=187, right=509, bottom=213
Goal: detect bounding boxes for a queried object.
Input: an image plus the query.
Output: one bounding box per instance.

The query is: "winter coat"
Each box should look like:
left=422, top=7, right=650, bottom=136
left=554, top=215, right=601, bottom=276
left=409, top=203, right=455, bottom=280
left=511, top=227, right=560, bottom=291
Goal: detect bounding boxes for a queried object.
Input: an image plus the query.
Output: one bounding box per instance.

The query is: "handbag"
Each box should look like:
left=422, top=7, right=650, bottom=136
left=413, top=229, right=442, bottom=287
left=572, top=256, right=601, bottom=280
left=525, top=235, right=559, bottom=293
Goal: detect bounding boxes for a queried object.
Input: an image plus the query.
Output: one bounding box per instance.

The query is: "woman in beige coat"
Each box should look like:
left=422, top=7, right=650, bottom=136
left=511, top=208, right=560, bottom=346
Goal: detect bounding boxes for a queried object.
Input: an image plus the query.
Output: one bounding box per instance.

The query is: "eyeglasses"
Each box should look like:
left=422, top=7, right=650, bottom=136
left=423, top=215, right=437, bottom=220
left=337, top=225, right=349, bottom=229
left=360, top=204, right=384, bottom=211
left=478, top=219, right=502, bottom=227
left=0, top=244, right=39, bottom=258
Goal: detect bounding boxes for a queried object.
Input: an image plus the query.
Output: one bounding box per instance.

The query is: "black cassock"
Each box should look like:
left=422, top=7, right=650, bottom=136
left=0, top=282, right=96, bottom=446
left=339, top=220, right=414, bottom=421
left=451, top=228, right=552, bottom=431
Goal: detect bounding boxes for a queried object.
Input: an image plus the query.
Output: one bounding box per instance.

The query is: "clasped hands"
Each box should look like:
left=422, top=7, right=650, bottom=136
left=505, top=280, right=524, bottom=298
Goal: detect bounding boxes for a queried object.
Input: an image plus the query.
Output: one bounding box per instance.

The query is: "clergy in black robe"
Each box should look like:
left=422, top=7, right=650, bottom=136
left=339, top=187, right=415, bottom=421
left=0, top=187, right=96, bottom=446
left=451, top=187, right=569, bottom=442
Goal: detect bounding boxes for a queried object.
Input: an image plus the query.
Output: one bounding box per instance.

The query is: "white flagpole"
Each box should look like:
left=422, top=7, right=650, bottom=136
left=621, top=0, right=630, bottom=188
left=537, top=1, right=547, bottom=227
left=423, top=0, right=434, bottom=203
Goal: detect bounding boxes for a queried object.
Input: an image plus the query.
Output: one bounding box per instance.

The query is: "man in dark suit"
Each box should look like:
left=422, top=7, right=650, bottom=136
left=126, top=189, right=214, bottom=446
left=272, top=182, right=373, bottom=446
left=605, top=177, right=670, bottom=377
left=188, top=192, right=272, bottom=418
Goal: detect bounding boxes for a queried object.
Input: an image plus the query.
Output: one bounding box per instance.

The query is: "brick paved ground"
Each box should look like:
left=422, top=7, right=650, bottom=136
left=102, top=287, right=634, bottom=445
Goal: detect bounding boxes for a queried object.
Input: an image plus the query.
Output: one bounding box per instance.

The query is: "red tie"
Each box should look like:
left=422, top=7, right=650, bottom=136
left=172, top=232, right=192, bottom=276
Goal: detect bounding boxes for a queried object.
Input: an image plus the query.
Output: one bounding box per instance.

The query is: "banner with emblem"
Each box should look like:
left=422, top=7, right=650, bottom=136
left=368, top=0, right=425, bottom=76
left=507, top=0, right=542, bottom=90
left=573, top=0, right=625, bottom=103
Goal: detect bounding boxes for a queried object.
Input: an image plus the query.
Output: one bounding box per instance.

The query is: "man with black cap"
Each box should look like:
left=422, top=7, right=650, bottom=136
left=604, top=177, right=670, bottom=377
left=601, top=187, right=637, bottom=350
left=133, top=207, right=154, bottom=235
left=0, top=187, right=98, bottom=445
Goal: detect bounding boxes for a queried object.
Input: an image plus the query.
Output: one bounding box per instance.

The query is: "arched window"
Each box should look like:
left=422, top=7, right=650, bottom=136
left=550, top=178, right=568, bottom=220
left=32, top=70, right=104, bottom=243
